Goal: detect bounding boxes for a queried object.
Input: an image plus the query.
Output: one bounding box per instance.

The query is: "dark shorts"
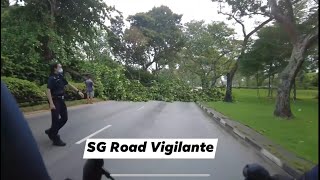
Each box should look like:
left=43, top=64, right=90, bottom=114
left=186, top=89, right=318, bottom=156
left=87, top=91, right=94, bottom=98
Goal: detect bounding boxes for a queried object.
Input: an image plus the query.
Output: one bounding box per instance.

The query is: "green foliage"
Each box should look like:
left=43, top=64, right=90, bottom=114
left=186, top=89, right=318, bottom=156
left=170, top=80, right=195, bottom=102
left=299, top=72, right=319, bottom=89
left=1, top=6, right=49, bottom=84
left=125, top=80, right=148, bottom=102
left=2, top=2, right=226, bottom=105
left=1, top=0, right=117, bottom=83
left=182, top=20, right=235, bottom=89
left=74, top=61, right=112, bottom=100
left=196, top=88, right=225, bottom=102
left=212, top=0, right=269, bottom=18
left=73, top=62, right=225, bottom=102
left=124, top=66, right=156, bottom=86
left=109, top=6, right=185, bottom=69
left=1, top=0, right=9, bottom=8
left=1, top=77, right=46, bottom=104
left=147, top=78, right=224, bottom=102
left=103, top=66, right=129, bottom=101
left=240, top=25, right=290, bottom=78
left=157, top=80, right=175, bottom=102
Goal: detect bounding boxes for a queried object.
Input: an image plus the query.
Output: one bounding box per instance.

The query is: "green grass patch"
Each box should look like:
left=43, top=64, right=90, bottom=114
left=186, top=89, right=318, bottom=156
left=21, top=98, right=105, bottom=113
left=206, top=89, right=318, bottom=165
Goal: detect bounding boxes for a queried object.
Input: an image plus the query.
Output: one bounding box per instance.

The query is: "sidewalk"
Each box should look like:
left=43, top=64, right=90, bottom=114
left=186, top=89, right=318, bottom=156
left=197, top=102, right=315, bottom=179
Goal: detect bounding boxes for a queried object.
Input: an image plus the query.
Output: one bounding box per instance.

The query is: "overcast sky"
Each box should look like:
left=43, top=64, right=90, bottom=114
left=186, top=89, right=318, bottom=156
left=104, top=0, right=269, bottom=38
left=10, top=0, right=268, bottom=38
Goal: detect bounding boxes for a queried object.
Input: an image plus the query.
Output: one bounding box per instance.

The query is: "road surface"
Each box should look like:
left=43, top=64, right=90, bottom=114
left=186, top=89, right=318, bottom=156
left=26, top=101, right=287, bottom=180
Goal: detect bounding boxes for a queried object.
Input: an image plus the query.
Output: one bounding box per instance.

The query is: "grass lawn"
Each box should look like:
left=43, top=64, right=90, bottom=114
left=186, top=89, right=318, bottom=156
left=21, top=98, right=105, bottom=113
left=206, top=88, right=318, bottom=165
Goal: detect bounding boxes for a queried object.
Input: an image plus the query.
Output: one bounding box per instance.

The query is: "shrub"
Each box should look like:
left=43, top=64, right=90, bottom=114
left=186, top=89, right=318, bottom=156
left=74, top=61, right=109, bottom=100
left=103, top=67, right=128, bottom=101
left=125, top=66, right=156, bottom=86
left=158, top=80, right=175, bottom=102
left=125, top=80, right=149, bottom=102
left=195, top=88, right=225, bottom=102
left=148, top=80, right=161, bottom=100
left=1, top=77, right=46, bottom=104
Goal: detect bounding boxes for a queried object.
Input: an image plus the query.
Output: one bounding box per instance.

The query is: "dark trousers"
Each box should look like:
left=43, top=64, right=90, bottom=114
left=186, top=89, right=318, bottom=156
left=47, top=98, right=68, bottom=140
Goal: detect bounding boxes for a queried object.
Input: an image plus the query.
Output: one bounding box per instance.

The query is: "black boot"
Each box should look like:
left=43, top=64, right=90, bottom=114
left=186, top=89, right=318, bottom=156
left=52, top=135, right=66, bottom=146
left=45, top=129, right=54, bottom=141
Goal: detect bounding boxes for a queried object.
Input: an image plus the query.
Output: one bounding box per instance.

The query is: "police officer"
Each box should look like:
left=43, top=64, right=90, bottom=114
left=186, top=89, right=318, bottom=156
left=45, top=62, right=84, bottom=146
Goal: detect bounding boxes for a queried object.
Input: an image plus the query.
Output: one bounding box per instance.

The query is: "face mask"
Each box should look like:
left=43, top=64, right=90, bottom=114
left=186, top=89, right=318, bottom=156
left=58, top=68, right=63, bottom=74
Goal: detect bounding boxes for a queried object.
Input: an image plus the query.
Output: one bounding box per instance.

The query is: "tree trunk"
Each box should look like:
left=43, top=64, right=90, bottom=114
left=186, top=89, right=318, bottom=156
left=224, top=70, right=236, bottom=102
left=41, top=37, right=55, bottom=62
left=222, top=17, right=272, bottom=102
left=256, top=73, right=260, bottom=98
left=274, top=44, right=305, bottom=118
left=293, top=79, right=296, bottom=101
left=245, top=76, right=249, bottom=87
left=271, top=75, right=274, bottom=98
left=211, top=77, right=219, bottom=88
left=268, top=74, right=271, bottom=97
left=40, top=0, right=57, bottom=62
left=269, top=0, right=318, bottom=118
left=201, top=77, right=209, bottom=90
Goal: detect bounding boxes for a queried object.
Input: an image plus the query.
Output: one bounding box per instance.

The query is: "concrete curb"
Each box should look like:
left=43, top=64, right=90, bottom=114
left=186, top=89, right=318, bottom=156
left=233, top=128, right=246, bottom=139
left=196, top=102, right=302, bottom=179
left=245, top=137, right=262, bottom=151
left=261, top=148, right=283, bottom=167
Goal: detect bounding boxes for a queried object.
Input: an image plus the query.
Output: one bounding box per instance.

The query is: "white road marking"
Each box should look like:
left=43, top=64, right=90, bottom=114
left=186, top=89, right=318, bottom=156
left=110, top=174, right=210, bottom=177
left=137, top=106, right=144, bottom=110
left=75, top=125, right=112, bottom=144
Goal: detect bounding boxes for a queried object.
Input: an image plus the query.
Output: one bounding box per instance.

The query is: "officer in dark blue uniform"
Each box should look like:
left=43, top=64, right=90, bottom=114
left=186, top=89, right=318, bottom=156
left=45, top=62, right=84, bottom=146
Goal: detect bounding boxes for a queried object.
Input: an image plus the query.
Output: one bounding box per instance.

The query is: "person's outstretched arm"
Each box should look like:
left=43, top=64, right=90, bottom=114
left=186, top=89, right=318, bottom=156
left=1, top=81, right=51, bottom=180
left=68, top=83, right=84, bottom=98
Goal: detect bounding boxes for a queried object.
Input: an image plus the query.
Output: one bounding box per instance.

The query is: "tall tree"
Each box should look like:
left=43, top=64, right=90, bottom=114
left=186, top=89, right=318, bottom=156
left=123, top=26, right=150, bottom=67
left=212, top=0, right=273, bottom=102
left=182, top=20, right=235, bottom=89
left=1, top=0, right=116, bottom=83
left=126, top=6, right=185, bottom=71
left=239, top=25, right=291, bottom=96
left=268, top=0, right=318, bottom=118
left=107, top=14, right=128, bottom=64
left=1, top=0, right=9, bottom=8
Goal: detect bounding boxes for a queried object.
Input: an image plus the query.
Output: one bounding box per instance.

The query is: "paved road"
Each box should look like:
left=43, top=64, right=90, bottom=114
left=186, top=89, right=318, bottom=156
left=26, top=101, right=287, bottom=180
